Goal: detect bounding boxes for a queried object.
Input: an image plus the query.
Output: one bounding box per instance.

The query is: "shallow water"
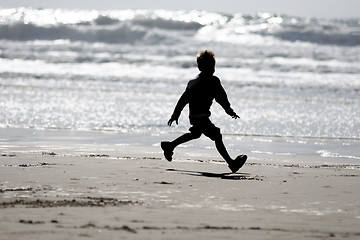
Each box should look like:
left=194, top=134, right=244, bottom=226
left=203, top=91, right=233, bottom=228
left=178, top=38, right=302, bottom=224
left=0, top=128, right=359, bottom=165
left=0, top=8, right=359, bottom=142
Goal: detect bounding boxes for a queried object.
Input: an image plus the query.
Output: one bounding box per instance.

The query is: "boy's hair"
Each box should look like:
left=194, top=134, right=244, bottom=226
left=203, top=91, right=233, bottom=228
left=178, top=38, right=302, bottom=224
left=197, top=50, right=215, bottom=72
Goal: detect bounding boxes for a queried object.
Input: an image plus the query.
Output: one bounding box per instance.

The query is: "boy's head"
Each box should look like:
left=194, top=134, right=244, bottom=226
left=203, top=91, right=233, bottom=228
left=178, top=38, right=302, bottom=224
left=197, top=50, right=215, bottom=74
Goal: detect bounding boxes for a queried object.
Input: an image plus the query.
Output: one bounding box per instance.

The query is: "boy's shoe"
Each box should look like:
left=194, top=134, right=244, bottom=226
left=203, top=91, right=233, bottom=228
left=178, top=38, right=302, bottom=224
left=228, top=155, right=247, bottom=173
left=161, top=141, right=174, bottom=162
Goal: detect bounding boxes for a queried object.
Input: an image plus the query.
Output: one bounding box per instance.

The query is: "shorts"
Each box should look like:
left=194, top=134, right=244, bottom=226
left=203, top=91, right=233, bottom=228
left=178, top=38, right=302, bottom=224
left=189, top=118, right=221, bottom=141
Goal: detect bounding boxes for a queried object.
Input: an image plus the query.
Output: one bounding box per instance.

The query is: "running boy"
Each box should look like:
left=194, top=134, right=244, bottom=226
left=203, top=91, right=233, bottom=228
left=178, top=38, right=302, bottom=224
left=161, top=50, right=247, bottom=173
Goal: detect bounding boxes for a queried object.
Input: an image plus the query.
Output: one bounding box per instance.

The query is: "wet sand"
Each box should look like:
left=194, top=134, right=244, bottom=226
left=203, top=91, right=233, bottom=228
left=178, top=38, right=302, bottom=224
left=0, top=137, right=360, bottom=240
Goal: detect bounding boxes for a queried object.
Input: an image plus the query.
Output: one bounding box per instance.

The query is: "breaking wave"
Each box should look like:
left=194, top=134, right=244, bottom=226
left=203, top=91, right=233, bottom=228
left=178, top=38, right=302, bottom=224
left=0, top=8, right=359, bottom=46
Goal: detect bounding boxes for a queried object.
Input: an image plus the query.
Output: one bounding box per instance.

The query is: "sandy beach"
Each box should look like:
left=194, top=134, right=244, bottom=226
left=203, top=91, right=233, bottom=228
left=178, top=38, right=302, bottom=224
left=1, top=4, right=360, bottom=240
left=0, top=129, right=359, bottom=240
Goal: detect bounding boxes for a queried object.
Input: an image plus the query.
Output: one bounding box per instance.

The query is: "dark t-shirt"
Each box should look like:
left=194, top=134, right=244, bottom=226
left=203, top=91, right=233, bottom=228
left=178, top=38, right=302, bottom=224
left=172, top=72, right=234, bottom=119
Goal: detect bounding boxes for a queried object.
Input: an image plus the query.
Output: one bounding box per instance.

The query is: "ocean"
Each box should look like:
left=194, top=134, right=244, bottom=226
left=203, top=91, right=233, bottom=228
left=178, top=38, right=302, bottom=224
left=0, top=8, right=359, bottom=161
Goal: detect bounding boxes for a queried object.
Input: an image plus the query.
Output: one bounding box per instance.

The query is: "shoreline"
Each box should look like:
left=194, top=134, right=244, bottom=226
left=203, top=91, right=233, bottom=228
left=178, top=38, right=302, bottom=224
left=1, top=127, right=359, bottom=165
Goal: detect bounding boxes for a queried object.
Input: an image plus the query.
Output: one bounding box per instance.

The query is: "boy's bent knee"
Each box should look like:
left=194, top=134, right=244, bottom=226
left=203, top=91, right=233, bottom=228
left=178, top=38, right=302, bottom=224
left=207, top=126, right=222, bottom=141
left=208, top=131, right=222, bottom=141
left=212, top=134, right=222, bottom=141
left=190, top=131, right=202, bottom=139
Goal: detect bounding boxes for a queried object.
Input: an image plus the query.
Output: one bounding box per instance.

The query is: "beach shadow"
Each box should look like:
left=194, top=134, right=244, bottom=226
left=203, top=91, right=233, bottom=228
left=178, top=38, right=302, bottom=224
left=166, top=168, right=256, bottom=180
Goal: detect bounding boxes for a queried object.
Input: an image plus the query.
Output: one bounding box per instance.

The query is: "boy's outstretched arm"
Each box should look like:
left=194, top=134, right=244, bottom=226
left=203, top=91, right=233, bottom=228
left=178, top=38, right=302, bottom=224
left=215, top=81, right=240, bottom=119
left=168, top=90, right=189, bottom=126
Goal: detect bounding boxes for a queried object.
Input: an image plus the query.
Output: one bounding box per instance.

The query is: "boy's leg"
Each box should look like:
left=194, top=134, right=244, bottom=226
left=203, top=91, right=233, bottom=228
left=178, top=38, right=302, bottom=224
left=199, top=120, right=233, bottom=164
left=202, top=120, right=247, bottom=173
left=172, top=132, right=201, bottom=148
left=214, top=137, right=233, bottom=164
left=215, top=137, right=247, bottom=173
left=161, top=132, right=201, bottom=162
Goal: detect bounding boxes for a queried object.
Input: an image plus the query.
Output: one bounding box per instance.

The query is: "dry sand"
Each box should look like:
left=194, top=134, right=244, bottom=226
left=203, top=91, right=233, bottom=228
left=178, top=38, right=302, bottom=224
left=0, top=140, right=360, bottom=240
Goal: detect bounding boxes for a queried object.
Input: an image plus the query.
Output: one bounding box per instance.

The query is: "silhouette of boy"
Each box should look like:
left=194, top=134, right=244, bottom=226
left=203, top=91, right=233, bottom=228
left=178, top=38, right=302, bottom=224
left=161, top=50, right=247, bottom=173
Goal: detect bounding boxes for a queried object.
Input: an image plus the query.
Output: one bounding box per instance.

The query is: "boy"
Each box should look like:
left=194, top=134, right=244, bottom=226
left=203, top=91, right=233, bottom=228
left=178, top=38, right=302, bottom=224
left=161, top=50, right=247, bottom=173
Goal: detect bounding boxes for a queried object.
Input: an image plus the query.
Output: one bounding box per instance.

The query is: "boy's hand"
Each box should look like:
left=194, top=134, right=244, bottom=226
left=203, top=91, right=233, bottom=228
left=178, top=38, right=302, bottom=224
left=167, top=116, right=179, bottom=126
left=226, top=108, right=240, bottom=119
left=231, top=113, right=240, bottom=119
